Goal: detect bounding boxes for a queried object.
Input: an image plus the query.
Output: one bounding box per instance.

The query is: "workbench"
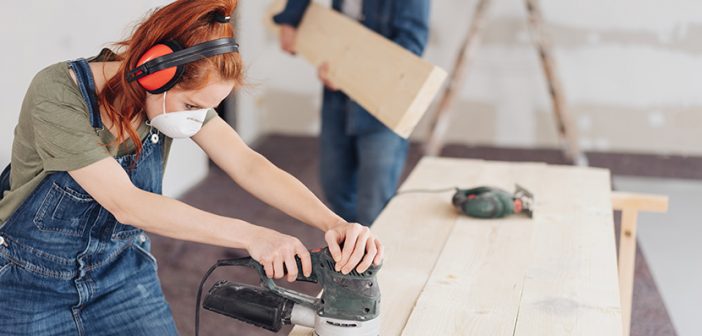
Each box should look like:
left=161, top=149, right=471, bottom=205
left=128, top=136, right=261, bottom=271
left=291, top=157, right=623, bottom=335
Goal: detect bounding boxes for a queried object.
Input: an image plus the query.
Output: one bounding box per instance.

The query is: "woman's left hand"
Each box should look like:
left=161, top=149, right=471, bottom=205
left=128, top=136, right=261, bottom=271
left=325, top=222, right=384, bottom=274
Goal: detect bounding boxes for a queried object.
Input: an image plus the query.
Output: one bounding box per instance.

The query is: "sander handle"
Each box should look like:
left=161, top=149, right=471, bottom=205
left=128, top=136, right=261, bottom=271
left=218, top=249, right=329, bottom=307
left=220, top=256, right=319, bottom=283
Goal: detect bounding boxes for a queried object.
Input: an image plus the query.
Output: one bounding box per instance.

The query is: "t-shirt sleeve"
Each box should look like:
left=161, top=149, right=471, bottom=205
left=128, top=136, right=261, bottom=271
left=32, top=99, right=111, bottom=172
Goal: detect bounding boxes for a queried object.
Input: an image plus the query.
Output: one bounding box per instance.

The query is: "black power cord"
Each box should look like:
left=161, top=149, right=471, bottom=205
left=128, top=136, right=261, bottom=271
left=195, top=261, right=224, bottom=336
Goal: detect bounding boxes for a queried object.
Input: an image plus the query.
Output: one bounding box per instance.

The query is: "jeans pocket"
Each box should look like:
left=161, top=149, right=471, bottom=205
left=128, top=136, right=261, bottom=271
left=112, top=223, right=143, bottom=240
left=0, top=253, right=14, bottom=281
left=131, top=235, right=158, bottom=270
left=33, top=182, right=96, bottom=237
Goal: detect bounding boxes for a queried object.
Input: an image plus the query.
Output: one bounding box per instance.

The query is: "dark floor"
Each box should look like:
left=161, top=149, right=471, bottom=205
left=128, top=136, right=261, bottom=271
left=152, top=134, right=692, bottom=336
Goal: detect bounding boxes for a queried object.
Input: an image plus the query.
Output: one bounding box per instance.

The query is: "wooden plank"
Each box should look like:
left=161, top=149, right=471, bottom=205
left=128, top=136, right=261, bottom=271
left=611, top=192, right=668, bottom=335
left=403, top=162, right=621, bottom=335
left=618, top=209, right=638, bottom=336
left=611, top=192, right=669, bottom=213
left=274, top=1, right=448, bottom=138
left=524, top=0, right=587, bottom=166
left=512, top=165, right=622, bottom=335
left=401, top=161, right=545, bottom=335
left=290, top=158, right=486, bottom=335
left=293, top=159, right=621, bottom=335
left=424, top=0, right=586, bottom=165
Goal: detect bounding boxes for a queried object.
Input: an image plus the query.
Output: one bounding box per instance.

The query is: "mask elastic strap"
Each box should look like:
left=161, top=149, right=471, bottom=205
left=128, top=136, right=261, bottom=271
left=146, top=92, right=169, bottom=144
left=162, top=91, right=169, bottom=116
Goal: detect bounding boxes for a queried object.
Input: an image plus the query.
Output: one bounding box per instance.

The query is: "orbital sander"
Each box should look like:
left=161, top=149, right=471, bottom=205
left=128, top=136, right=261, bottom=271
left=195, top=247, right=381, bottom=336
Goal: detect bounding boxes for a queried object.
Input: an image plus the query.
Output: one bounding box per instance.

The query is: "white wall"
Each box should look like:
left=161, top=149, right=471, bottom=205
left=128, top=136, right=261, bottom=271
left=0, top=0, right=210, bottom=197
left=236, top=0, right=702, bottom=156
left=4, top=0, right=696, bottom=192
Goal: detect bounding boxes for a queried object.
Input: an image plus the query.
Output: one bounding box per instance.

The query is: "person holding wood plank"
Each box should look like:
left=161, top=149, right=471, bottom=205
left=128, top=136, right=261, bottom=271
left=274, top=0, right=431, bottom=226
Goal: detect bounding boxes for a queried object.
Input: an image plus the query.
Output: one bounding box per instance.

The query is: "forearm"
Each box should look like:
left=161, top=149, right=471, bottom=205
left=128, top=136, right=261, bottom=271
left=273, top=0, right=311, bottom=27
left=116, top=187, right=262, bottom=250
left=392, top=0, right=431, bottom=56
left=227, top=152, right=342, bottom=232
left=194, top=119, right=342, bottom=232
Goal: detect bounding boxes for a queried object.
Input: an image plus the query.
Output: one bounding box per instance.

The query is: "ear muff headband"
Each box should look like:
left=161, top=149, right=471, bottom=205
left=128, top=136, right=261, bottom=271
left=127, top=37, right=239, bottom=94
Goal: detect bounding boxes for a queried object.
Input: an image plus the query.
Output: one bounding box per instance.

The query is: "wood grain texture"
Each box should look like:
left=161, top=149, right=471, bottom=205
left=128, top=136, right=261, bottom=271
left=291, top=158, right=622, bottom=335
left=512, top=165, right=622, bottom=336
left=291, top=158, right=484, bottom=335
left=401, top=162, right=545, bottom=335
left=611, top=192, right=669, bottom=213
left=611, top=192, right=669, bottom=336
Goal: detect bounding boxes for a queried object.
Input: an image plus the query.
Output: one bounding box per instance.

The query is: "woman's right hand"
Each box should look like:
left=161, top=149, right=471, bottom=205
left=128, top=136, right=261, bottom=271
left=246, top=226, right=312, bottom=282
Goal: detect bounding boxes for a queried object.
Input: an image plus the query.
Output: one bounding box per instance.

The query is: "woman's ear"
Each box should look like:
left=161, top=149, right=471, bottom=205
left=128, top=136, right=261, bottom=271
left=143, top=92, right=163, bottom=121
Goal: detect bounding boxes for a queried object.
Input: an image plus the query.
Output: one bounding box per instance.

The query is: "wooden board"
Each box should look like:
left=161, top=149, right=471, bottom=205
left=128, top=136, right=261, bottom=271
left=611, top=192, right=669, bottom=336
left=399, top=162, right=622, bottom=335
left=290, top=158, right=622, bottom=335
left=511, top=165, right=622, bottom=335
left=611, top=192, right=669, bottom=213
left=272, top=1, right=447, bottom=138
left=401, top=162, right=544, bottom=335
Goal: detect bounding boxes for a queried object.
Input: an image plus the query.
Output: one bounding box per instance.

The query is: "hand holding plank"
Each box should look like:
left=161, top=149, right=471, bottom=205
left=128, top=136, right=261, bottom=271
left=272, top=2, right=447, bottom=138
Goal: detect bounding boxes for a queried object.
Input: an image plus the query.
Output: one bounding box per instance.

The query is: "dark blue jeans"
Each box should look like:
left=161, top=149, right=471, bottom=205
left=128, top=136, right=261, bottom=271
left=0, top=59, right=177, bottom=335
left=276, top=0, right=429, bottom=226
left=320, top=99, right=409, bottom=226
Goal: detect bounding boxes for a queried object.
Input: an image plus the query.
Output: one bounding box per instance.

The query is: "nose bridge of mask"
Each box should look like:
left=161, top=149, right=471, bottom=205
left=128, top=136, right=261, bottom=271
left=161, top=91, right=207, bottom=120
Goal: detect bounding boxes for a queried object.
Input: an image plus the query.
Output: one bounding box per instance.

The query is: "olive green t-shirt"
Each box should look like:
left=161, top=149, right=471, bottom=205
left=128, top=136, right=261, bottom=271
left=0, top=53, right=217, bottom=225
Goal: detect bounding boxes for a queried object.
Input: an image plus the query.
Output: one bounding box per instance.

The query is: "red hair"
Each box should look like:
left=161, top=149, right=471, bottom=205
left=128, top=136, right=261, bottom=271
left=98, top=0, right=243, bottom=156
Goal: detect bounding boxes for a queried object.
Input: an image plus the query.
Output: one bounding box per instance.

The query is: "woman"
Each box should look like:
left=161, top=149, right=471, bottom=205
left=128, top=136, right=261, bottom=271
left=0, top=0, right=382, bottom=334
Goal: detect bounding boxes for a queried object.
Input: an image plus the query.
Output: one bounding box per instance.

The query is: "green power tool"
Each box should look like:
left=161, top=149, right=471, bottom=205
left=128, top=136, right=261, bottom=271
left=451, top=185, right=534, bottom=219
left=195, top=247, right=381, bottom=336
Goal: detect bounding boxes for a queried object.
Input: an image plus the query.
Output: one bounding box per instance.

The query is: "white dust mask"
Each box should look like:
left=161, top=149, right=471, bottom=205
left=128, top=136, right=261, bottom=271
left=148, top=91, right=208, bottom=139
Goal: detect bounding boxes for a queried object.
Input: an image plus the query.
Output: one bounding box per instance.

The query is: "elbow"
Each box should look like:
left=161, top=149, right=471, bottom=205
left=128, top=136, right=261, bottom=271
left=111, top=206, right=132, bottom=226
left=105, top=187, right=140, bottom=225
left=393, top=29, right=429, bottom=56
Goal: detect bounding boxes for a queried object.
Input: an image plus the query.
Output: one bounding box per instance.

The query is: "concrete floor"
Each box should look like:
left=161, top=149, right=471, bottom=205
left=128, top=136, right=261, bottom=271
left=614, top=177, right=702, bottom=336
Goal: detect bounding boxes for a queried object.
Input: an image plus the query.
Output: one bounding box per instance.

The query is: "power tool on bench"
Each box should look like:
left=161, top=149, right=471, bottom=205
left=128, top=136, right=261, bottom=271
left=195, top=247, right=381, bottom=336
left=452, top=184, right=534, bottom=219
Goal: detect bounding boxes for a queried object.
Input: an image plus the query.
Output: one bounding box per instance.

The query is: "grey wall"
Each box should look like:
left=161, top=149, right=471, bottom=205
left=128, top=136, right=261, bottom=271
left=236, top=0, right=702, bottom=156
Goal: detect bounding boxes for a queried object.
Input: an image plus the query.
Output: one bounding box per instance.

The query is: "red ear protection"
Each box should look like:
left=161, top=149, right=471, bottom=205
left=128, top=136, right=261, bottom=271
left=127, top=37, right=239, bottom=94
left=134, top=41, right=185, bottom=94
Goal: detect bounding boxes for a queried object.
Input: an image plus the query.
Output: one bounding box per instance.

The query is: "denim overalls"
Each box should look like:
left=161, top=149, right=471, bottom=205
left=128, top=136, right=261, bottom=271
left=0, top=59, right=178, bottom=335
